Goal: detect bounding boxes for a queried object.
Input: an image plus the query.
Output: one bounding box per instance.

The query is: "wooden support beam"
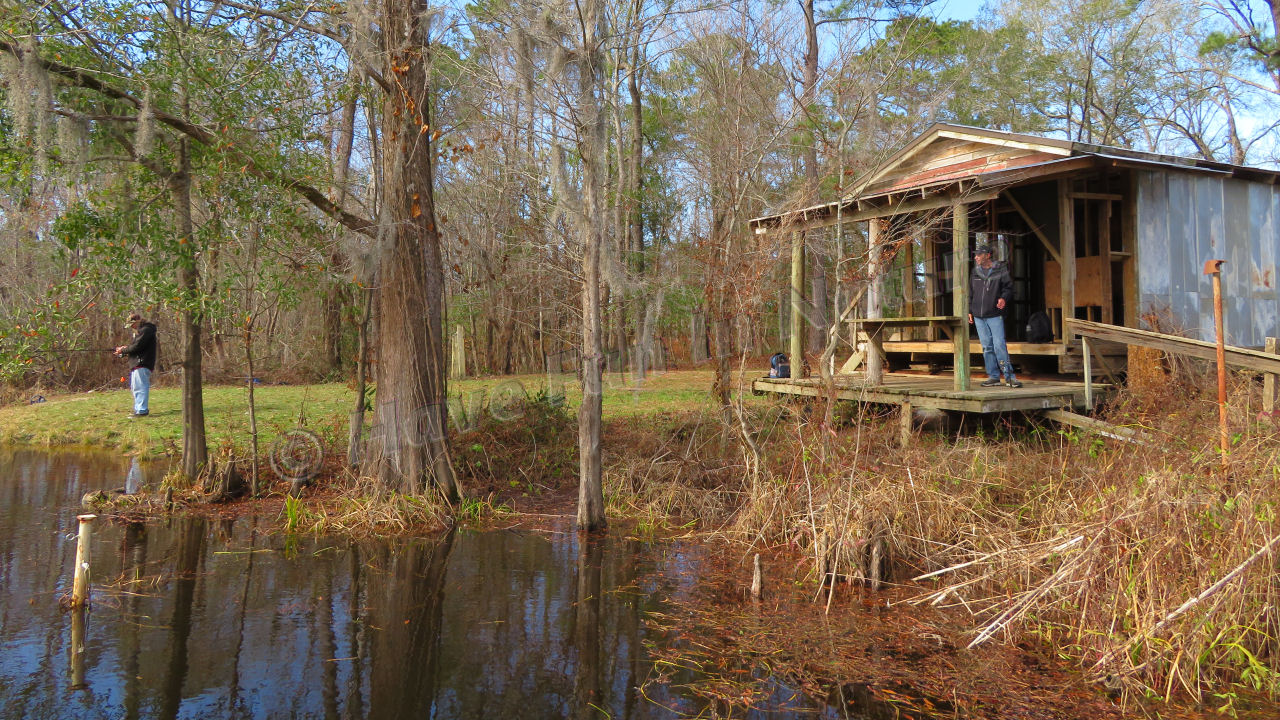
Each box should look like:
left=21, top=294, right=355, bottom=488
left=924, top=229, right=939, bottom=340
left=1066, top=319, right=1280, bottom=375
left=791, top=230, right=806, bottom=378
left=903, top=230, right=916, bottom=339
left=1099, top=200, right=1113, bottom=324
left=1082, top=336, right=1094, bottom=409
left=1122, top=173, right=1139, bottom=328
left=1057, top=180, right=1076, bottom=344
left=1068, top=191, right=1123, bottom=201
left=866, top=220, right=884, bottom=384
left=1044, top=409, right=1152, bottom=445
left=899, top=400, right=913, bottom=447
left=953, top=203, right=971, bottom=391
left=1004, top=191, right=1061, bottom=265
left=840, top=350, right=866, bottom=374
left=752, top=188, right=1004, bottom=236
left=1266, top=338, right=1278, bottom=414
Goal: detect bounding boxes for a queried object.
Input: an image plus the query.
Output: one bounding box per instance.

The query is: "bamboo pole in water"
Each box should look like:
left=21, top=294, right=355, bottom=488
left=71, top=514, right=96, bottom=608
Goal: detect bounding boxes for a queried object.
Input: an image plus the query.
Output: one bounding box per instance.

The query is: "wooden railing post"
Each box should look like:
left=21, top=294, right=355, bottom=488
left=952, top=203, right=970, bottom=391
left=866, top=219, right=884, bottom=384
left=1265, top=338, right=1277, bottom=415
left=1082, top=336, right=1094, bottom=410
left=1057, top=179, right=1076, bottom=344
left=790, top=230, right=807, bottom=378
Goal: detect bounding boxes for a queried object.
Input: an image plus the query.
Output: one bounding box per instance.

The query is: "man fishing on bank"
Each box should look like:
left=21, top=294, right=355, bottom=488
left=114, top=313, right=157, bottom=417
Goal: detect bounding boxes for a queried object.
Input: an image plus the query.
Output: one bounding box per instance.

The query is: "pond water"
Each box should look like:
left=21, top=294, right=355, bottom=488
left=0, top=449, right=838, bottom=719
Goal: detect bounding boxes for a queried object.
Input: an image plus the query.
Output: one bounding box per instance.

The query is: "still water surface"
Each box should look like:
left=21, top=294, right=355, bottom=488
left=0, top=449, right=835, bottom=719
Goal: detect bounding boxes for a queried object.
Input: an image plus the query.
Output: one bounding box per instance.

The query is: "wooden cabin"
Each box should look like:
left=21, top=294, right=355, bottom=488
left=751, top=124, right=1280, bottom=396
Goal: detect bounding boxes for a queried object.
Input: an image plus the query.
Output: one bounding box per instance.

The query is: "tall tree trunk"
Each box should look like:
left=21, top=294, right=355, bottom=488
left=576, top=0, right=607, bottom=532
left=363, top=0, right=459, bottom=501
left=173, top=139, right=207, bottom=481
left=348, top=288, right=373, bottom=469
left=322, top=80, right=360, bottom=376
left=800, top=0, right=828, bottom=353
left=627, top=10, right=645, bottom=271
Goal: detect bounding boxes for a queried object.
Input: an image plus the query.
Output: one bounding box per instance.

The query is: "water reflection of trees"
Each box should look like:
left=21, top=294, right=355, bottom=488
left=0, top=451, right=719, bottom=719
left=365, top=529, right=455, bottom=720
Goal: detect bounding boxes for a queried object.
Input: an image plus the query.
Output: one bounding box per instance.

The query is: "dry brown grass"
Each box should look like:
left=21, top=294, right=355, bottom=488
left=608, top=370, right=1280, bottom=710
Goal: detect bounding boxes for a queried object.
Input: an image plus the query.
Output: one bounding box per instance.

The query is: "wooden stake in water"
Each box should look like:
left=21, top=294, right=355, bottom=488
left=71, top=514, right=96, bottom=608
left=69, top=606, right=87, bottom=689
left=750, top=553, right=763, bottom=601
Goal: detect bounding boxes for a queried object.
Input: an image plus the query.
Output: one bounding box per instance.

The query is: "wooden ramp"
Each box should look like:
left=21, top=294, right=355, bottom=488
left=753, top=372, right=1100, bottom=413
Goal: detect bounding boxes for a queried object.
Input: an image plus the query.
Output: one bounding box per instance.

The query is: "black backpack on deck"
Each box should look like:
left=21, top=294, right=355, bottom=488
left=1026, top=311, right=1053, bottom=343
left=769, top=352, right=790, bottom=378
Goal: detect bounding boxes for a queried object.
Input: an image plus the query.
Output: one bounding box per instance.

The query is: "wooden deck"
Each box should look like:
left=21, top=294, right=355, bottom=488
left=753, top=372, right=1103, bottom=413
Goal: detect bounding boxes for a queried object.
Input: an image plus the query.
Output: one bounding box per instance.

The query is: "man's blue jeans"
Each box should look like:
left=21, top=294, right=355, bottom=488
left=130, top=367, right=151, bottom=414
left=972, top=315, right=1016, bottom=381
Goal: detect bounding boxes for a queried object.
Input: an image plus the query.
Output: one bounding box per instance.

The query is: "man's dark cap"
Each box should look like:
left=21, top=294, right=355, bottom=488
left=125, top=312, right=143, bottom=328
left=973, top=244, right=993, bottom=255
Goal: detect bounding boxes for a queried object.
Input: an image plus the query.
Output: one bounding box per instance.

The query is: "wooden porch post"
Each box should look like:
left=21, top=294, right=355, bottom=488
left=953, top=203, right=971, bottom=391
left=1058, top=179, right=1076, bottom=344
left=1265, top=338, right=1278, bottom=415
left=866, top=220, right=884, bottom=384
left=790, top=230, right=807, bottom=378
left=902, top=228, right=916, bottom=335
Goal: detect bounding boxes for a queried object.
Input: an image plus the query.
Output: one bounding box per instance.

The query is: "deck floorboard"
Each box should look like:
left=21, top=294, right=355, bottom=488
left=753, top=372, right=1103, bottom=413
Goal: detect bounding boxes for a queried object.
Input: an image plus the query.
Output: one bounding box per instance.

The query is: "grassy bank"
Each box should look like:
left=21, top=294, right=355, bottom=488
left=0, top=369, right=729, bottom=455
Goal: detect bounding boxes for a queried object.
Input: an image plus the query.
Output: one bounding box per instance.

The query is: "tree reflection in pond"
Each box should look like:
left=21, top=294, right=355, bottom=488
left=0, top=449, right=832, bottom=719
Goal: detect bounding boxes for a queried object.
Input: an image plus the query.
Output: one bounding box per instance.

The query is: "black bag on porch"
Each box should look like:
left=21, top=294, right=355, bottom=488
left=1026, top=311, right=1053, bottom=343
left=769, top=352, right=790, bottom=378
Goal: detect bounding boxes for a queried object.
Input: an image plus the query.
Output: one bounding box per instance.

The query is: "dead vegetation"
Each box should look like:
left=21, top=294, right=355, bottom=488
left=606, top=369, right=1280, bottom=710
left=79, top=363, right=1280, bottom=710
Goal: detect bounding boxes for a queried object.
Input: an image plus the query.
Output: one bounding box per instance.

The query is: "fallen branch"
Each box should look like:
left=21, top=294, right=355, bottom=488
left=1090, top=530, right=1280, bottom=675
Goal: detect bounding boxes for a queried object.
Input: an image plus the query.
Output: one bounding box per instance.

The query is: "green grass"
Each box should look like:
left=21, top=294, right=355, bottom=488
left=0, top=369, right=744, bottom=456
left=0, top=382, right=353, bottom=456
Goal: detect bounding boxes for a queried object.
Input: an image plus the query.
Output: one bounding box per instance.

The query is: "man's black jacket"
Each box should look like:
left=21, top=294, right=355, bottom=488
left=122, top=322, right=158, bottom=371
left=969, top=262, right=1014, bottom=319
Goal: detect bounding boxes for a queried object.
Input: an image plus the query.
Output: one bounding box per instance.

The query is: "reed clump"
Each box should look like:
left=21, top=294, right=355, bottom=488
left=618, top=371, right=1280, bottom=706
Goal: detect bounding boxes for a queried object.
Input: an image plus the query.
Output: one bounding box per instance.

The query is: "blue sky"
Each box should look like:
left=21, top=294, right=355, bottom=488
left=928, top=0, right=987, bottom=22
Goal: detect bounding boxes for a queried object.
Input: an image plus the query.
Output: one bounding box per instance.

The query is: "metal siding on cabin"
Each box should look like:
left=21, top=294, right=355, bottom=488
left=1136, top=171, right=1170, bottom=297
left=1166, top=174, right=1192, bottom=322
left=1223, top=179, right=1252, bottom=345
left=1213, top=181, right=1244, bottom=345
left=1194, top=176, right=1224, bottom=341
left=1255, top=186, right=1280, bottom=343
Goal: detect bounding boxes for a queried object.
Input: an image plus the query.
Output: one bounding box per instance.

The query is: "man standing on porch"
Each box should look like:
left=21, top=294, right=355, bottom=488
left=968, top=244, right=1022, bottom=388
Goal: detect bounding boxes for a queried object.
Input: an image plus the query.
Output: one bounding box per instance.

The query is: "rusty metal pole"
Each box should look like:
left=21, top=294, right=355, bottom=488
left=1203, top=260, right=1228, bottom=467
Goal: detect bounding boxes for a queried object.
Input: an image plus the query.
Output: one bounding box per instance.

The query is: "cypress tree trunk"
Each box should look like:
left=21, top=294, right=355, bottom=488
left=173, top=138, right=207, bottom=481
left=362, top=0, right=459, bottom=501
left=575, top=0, right=607, bottom=532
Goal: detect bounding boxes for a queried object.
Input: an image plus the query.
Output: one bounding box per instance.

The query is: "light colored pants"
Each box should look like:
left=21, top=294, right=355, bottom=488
left=130, top=367, right=151, bottom=415
left=973, top=315, right=1016, bottom=381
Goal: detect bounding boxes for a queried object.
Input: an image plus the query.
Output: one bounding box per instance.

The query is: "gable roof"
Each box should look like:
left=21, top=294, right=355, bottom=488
left=750, top=123, right=1280, bottom=232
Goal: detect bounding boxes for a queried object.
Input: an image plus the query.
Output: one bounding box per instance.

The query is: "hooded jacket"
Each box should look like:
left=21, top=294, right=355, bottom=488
left=121, top=322, right=158, bottom=371
left=969, top=261, right=1014, bottom=319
